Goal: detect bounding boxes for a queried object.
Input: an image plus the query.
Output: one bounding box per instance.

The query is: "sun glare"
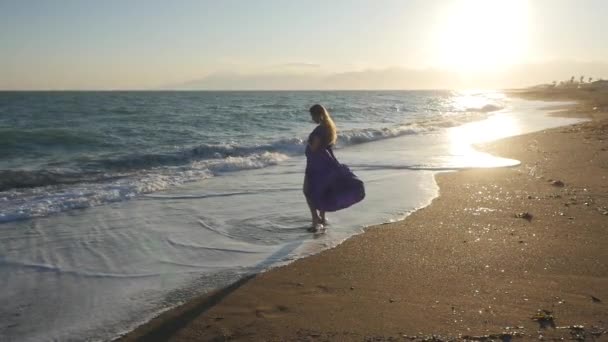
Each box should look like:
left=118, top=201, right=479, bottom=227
left=434, top=0, right=530, bottom=72
left=448, top=112, right=521, bottom=168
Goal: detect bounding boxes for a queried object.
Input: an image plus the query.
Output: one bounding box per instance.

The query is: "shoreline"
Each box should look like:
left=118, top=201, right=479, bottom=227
left=118, top=88, right=608, bottom=341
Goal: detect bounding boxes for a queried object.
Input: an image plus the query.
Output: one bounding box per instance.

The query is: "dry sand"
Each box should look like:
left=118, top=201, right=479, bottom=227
left=119, top=88, right=608, bottom=341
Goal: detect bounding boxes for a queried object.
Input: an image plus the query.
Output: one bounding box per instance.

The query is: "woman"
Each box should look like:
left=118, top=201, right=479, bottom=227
left=303, top=104, right=338, bottom=232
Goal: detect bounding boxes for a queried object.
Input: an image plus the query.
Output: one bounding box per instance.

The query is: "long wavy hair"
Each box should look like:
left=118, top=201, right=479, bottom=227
left=309, top=104, right=337, bottom=145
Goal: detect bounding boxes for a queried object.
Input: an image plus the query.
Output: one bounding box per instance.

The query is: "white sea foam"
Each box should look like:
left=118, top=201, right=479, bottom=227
left=337, top=124, right=430, bottom=145
left=0, top=152, right=291, bottom=223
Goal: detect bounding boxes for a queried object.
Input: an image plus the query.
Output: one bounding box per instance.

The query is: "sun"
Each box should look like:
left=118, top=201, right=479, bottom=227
left=433, top=0, right=530, bottom=72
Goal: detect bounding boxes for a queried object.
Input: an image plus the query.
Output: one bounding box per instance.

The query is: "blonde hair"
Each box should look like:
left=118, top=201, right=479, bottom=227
left=309, top=104, right=337, bottom=145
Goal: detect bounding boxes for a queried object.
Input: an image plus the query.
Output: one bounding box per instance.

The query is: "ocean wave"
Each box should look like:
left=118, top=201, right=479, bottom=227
left=0, top=106, right=502, bottom=222
left=82, top=139, right=305, bottom=172
left=0, top=174, right=207, bottom=224
left=466, top=103, right=504, bottom=112
left=0, top=110, right=492, bottom=192
left=0, top=124, right=422, bottom=192
left=25, top=151, right=288, bottom=190
left=198, top=152, right=290, bottom=172
left=337, top=124, right=431, bottom=145
left=0, top=152, right=288, bottom=223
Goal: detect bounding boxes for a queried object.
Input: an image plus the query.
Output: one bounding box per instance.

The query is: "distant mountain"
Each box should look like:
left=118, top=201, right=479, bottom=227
left=168, top=68, right=462, bottom=90
left=167, top=60, right=608, bottom=90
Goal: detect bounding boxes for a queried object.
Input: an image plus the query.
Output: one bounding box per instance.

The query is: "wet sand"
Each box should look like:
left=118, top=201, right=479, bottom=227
left=119, top=88, right=608, bottom=341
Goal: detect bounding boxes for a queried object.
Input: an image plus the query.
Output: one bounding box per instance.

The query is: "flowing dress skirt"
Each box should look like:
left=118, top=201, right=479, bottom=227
left=304, top=148, right=365, bottom=212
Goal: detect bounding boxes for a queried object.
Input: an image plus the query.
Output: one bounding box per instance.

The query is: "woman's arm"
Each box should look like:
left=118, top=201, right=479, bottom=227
left=308, top=135, right=322, bottom=152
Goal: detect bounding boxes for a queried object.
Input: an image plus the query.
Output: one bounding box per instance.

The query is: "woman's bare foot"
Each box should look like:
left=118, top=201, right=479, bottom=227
left=307, top=222, right=324, bottom=232
left=319, top=211, right=327, bottom=225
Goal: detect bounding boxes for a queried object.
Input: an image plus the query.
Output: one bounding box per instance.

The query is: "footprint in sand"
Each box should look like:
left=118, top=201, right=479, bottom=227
left=316, top=285, right=331, bottom=293
left=255, top=305, right=290, bottom=318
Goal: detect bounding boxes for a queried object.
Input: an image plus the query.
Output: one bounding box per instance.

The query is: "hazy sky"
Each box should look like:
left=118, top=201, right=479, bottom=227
left=1, top=0, right=607, bottom=90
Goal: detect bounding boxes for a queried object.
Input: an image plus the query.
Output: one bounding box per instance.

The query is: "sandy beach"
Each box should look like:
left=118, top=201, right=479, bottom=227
left=119, top=88, right=608, bottom=341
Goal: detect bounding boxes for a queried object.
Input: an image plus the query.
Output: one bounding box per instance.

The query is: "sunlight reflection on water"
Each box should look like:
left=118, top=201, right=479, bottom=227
left=448, top=109, right=521, bottom=168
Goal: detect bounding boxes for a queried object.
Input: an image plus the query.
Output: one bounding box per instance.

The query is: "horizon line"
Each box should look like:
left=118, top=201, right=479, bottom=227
left=0, top=87, right=523, bottom=92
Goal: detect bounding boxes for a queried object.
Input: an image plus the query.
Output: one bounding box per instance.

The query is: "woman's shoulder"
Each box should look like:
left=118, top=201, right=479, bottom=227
left=311, top=124, right=326, bottom=135
left=308, top=125, right=325, bottom=144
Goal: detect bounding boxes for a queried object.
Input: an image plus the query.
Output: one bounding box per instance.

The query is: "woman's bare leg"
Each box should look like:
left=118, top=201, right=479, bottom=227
left=303, top=176, right=321, bottom=225
left=319, top=211, right=326, bottom=224
left=306, top=196, right=321, bottom=224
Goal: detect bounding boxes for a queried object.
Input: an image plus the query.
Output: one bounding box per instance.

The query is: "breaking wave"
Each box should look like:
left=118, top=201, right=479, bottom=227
left=0, top=104, right=502, bottom=223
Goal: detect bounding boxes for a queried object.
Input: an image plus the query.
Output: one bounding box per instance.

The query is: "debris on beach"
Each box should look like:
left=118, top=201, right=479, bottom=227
left=504, top=326, right=525, bottom=330
left=461, top=330, right=525, bottom=341
left=380, top=324, right=606, bottom=342
left=531, top=309, right=555, bottom=329
left=550, top=180, right=565, bottom=187
left=588, top=326, right=608, bottom=337
left=556, top=324, right=585, bottom=330
left=554, top=324, right=607, bottom=340
left=514, top=212, right=533, bottom=221
left=557, top=324, right=585, bottom=340
left=591, top=295, right=602, bottom=303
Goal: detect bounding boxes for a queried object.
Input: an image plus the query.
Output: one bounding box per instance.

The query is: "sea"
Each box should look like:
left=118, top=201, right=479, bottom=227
left=0, top=91, right=583, bottom=341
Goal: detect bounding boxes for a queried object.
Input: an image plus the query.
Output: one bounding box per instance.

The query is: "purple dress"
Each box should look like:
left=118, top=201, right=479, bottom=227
left=304, top=125, right=365, bottom=212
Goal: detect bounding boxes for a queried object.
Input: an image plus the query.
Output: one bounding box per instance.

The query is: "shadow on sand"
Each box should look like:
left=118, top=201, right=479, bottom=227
left=118, top=239, right=306, bottom=341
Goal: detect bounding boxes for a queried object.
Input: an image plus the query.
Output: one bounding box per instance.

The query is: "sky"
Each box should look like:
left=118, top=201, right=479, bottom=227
left=1, top=0, right=607, bottom=90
